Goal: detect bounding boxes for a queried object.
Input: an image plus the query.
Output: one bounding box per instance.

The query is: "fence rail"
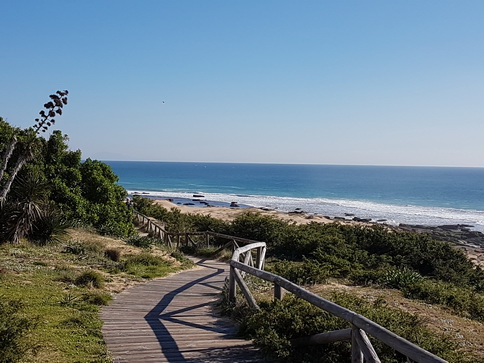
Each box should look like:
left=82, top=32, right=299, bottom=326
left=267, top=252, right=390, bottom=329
left=132, top=209, right=447, bottom=363
left=228, top=243, right=447, bottom=363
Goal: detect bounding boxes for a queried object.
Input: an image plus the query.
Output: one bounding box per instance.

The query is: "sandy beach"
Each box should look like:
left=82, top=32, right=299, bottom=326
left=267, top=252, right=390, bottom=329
left=153, top=198, right=334, bottom=225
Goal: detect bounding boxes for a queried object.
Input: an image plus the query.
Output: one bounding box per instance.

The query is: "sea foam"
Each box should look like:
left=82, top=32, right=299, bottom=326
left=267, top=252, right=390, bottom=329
left=129, top=190, right=484, bottom=232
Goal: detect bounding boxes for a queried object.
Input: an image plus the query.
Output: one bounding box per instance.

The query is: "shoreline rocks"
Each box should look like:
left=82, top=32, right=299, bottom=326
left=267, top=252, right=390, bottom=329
left=398, top=224, right=484, bottom=248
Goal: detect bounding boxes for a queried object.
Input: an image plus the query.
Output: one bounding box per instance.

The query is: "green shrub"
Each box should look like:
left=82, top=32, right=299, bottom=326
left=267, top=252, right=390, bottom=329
left=403, top=279, right=484, bottom=321
left=229, top=212, right=290, bottom=244
left=380, top=267, right=424, bottom=290
left=125, top=235, right=159, bottom=248
left=74, top=270, right=105, bottom=288
left=267, top=259, right=329, bottom=285
left=170, top=250, right=194, bottom=268
left=0, top=298, right=39, bottom=363
left=238, top=293, right=467, bottom=363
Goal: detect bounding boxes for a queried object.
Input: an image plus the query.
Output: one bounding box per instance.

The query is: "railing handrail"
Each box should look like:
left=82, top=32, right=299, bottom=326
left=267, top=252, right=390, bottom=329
left=229, top=242, right=447, bottom=363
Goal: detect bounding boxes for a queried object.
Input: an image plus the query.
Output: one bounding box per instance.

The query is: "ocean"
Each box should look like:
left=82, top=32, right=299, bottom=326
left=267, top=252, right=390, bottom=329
left=105, top=161, right=484, bottom=232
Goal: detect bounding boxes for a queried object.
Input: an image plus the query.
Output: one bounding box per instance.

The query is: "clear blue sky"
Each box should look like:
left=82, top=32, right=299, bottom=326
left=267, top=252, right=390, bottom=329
left=1, top=1, right=483, bottom=167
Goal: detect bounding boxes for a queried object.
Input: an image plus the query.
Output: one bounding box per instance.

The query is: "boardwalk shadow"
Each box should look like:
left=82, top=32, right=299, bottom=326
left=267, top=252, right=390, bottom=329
left=144, top=259, right=243, bottom=362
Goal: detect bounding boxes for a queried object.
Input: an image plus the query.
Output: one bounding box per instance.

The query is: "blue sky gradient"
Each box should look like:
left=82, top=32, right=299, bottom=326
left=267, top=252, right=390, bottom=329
left=1, top=1, right=483, bottom=166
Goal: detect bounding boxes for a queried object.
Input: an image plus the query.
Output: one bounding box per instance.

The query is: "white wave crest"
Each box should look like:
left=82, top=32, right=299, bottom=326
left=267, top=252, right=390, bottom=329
left=129, top=190, right=484, bottom=231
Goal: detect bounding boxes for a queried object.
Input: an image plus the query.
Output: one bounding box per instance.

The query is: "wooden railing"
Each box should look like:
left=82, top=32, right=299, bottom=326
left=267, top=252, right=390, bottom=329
left=228, top=242, right=447, bottom=363
left=133, top=210, right=446, bottom=362
left=133, top=210, right=257, bottom=250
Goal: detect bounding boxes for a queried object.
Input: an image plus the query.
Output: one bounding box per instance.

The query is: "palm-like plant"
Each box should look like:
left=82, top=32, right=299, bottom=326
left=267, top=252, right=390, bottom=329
left=0, top=171, right=48, bottom=244
left=0, top=91, right=68, bottom=244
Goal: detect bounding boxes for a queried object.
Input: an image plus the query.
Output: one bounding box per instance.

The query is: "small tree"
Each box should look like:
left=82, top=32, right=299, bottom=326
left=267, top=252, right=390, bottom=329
left=0, top=91, right=68, bottom=244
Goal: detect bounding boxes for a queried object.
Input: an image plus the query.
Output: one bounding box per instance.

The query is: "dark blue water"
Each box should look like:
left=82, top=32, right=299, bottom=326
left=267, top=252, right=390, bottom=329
left=106, top=161, right=484, bottom=231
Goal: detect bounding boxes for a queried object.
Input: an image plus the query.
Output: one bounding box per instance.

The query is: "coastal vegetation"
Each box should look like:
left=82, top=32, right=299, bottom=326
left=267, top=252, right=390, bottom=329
left=134, top=196, right=484, bottom=362
left=0, top=228, right=193, bottom=362
left=0, top=92, right=135, bottom=245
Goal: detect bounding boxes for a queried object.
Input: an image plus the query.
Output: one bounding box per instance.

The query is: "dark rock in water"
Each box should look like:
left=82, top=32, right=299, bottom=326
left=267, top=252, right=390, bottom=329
left=438, top=225, right=462, bottom=230
left=345, top=213, right=355, bottom=217
left=295, top=208, right=302, bottom=211
left=399, top=224, right=426, bottom=229
left=184, top=203, right=195, bottom=206
left=230, top=202, right=239, bottom=208
left=377, top=219, right=387, bottom=222
left=353, top=217, right=371, bottom=223
left=289, top=210, right=304, bottom=214
left=193, top=194, right=205, bottom=198
left=192, top=199, right=201, bottom=202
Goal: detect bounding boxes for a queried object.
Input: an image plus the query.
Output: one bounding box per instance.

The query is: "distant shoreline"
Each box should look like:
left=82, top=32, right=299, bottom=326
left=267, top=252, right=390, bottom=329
left=144, top=196, right=484, bottom=246
left=146, top=197, right=484, bottom=268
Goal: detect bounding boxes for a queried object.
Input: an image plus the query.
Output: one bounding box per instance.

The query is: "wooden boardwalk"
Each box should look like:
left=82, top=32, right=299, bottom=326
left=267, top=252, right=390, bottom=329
left=101, top=258, right=264, bottom=362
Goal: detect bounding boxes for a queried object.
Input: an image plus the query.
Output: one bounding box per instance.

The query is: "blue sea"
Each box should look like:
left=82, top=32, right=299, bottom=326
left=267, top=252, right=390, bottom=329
left=105, top=161, right=484, bottom=232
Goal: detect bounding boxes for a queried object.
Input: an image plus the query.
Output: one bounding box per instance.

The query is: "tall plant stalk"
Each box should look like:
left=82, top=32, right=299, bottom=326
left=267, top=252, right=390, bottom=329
left=0, top=90, right=68, bottom=204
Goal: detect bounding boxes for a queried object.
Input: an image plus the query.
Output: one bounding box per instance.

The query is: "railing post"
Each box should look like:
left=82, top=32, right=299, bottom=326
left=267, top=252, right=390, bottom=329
left=351, top=325, right=364, bottom=363
left=256, top=246, right=266, bottom=270
left=229, top=265, right=236, bottom=302
left=274, top=283, right=285, bottom=300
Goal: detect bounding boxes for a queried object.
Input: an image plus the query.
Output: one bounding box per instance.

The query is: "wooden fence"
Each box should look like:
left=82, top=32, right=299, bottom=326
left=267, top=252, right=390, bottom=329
left=133, top=210, right=447, bottom=362
left=133, top=210, right=257, bottom=250
left=228, top=242, right=447, bottom=363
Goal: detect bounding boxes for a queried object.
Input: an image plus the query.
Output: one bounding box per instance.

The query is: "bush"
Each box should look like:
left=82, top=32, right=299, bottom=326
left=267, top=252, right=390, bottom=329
left=170, top=250, right=194, bottom=268
left=125, top=235, right=159, bottom=248
left=229, top=212, right=290, bottom=244
left=238, top=293, right=467, bottom=363
left=267, top=259, right=329, bottom=285
left=0, top=299, right=39, bottom=363
left=403, top=279, right=484, bottom=321
left=380, top=267, right=424, bottom=290
left=74, top=270, right=105, bottom=288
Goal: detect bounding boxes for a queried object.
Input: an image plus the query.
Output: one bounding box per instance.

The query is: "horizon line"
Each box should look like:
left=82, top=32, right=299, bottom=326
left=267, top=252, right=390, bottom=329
left=96, top=159, right=484, bottom=169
